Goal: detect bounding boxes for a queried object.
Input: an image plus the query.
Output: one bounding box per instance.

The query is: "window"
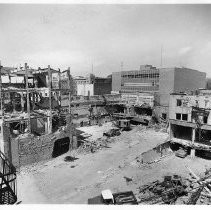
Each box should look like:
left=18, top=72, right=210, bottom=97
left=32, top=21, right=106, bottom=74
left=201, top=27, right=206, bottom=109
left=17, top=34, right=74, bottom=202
left=182, top=114, right=188, bottom=121
left=203, top=116, right=208, bottom=124
left=176, top=113, right=181, bottom=120
left=162, top=113, right=167, bottom=120
left=177, top=99, right=182, bottom=106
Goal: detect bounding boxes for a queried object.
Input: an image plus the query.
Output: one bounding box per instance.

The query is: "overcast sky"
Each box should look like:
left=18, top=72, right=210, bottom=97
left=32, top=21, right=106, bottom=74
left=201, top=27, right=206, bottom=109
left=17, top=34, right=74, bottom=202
left=0, top=4, right=211, bottom=77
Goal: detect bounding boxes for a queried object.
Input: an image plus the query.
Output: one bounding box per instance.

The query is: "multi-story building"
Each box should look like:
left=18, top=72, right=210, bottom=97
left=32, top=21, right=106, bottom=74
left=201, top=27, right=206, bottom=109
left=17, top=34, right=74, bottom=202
left=169, top=90, right=211, bottom=158
left=112, top=65, right=159, bottom=94
left=93, top=76, right=112, bottom=95
left=156, top=67, right=206, bottom=119
left=112, top=65, right=206, bottom=120
left=74, top=74, right=95, bottom=96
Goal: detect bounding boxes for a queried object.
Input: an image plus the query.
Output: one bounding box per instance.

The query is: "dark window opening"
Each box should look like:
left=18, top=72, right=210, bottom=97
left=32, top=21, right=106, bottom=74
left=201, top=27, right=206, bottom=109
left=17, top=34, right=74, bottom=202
left=176, top=113, right=181, bottom=120
left=52, top=137, right=70, bottom=158
left=177, top=99, right=182, bottom=106
left=182, top=114, right=188, bottom=121
left=162, top=113, right=167, bottom=120
left=203, top=116, right=208, bottom=124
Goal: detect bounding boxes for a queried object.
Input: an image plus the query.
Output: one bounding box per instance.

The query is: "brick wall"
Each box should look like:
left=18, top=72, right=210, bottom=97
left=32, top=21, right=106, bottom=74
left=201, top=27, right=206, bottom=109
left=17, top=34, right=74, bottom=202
left=5, top=124, right=74, bottom=167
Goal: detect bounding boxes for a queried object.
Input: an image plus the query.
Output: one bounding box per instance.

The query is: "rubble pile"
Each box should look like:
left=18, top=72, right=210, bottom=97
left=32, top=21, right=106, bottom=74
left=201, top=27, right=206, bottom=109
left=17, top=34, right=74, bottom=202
left=75, top=134, right=120, bottom=155
left=147, top=122, right=168, bottom=132
left=137, top=167, right=211, bottom=205
left=184, top=166, right=211, bottom=205
left=137, top=175, right=188, bottom=204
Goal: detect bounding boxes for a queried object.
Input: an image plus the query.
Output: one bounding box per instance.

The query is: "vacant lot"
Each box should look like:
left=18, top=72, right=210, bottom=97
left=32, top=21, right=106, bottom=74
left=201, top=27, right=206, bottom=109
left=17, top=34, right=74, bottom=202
left=17, top=123, right=211, bottom=204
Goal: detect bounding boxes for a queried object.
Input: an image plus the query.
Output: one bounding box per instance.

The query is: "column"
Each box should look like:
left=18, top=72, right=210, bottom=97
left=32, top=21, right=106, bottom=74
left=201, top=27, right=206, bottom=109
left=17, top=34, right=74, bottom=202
left=191, top=128, right=196, bottom=158
left=47, top=65, right=52, bottom=134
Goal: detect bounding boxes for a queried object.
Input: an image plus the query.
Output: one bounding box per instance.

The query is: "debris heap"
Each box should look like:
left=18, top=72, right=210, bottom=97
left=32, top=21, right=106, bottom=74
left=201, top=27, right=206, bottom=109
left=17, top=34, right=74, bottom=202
left=137, top=167, right=211, bottom=205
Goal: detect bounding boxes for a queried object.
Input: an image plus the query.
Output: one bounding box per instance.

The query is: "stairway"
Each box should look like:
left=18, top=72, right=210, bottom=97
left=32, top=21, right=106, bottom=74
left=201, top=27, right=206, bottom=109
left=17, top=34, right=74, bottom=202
left=0, top=151, right=17, bottom=205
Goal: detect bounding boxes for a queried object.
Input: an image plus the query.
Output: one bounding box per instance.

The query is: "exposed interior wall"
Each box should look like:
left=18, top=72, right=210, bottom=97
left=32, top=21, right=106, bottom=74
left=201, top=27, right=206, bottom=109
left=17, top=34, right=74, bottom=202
left=171, top=124, right=192, bottom=140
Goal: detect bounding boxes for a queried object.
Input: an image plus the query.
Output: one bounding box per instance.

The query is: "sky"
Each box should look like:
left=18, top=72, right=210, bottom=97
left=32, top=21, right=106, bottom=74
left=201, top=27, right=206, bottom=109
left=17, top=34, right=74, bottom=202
left=0, top=4, right=211, bottom=77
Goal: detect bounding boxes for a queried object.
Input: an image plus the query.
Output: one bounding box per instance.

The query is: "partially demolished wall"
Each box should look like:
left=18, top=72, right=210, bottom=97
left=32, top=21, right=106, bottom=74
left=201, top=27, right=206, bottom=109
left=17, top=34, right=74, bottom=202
left=9, top=125, right=74, bottom=167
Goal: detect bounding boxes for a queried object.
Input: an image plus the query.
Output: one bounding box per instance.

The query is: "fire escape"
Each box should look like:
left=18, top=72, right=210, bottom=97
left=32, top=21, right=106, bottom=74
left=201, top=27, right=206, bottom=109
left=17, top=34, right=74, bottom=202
left=0, top=150, right=17, bottom=204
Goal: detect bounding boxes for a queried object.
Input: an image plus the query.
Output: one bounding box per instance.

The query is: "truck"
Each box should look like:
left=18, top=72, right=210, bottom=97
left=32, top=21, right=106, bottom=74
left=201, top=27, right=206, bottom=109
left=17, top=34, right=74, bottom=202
left=88, top=189, right=138, bottom=205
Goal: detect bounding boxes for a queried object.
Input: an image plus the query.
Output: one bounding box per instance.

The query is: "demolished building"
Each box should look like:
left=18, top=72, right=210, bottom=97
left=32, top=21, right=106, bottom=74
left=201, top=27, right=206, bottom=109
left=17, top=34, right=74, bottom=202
left=169, top=90, right=211, bottom=158
left=0, top=63, right=76, bottom=167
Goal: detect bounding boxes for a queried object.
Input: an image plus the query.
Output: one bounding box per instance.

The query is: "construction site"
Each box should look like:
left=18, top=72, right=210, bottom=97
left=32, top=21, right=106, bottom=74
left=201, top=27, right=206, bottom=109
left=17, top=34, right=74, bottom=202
left=0, top=63, right=211, bottom=205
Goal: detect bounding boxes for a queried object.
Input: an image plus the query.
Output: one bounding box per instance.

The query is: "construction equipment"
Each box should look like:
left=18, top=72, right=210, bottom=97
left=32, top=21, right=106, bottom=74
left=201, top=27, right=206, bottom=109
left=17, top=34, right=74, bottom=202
left=117, top=119, right=131, bottom=130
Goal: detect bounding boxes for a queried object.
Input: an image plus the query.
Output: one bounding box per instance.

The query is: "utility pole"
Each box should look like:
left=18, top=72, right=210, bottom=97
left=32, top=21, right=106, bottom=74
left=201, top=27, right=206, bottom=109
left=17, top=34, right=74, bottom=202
left=121, top=61, right=124, bottom=71
left=92, top=63, right=94, bottom=74
left=25, top=63, right=31, bottom=133
left=160, top=45, right=163, bottom=68
left=58, top=68, right=61, bottom=112
left=0, top=61, right=3, bottom=121
left=48, top=65, right=52, bottom=134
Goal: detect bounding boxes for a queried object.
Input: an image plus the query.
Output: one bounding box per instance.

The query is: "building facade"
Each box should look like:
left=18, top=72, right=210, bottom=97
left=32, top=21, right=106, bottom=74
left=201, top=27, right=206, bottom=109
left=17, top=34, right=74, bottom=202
left=74, top=74, right=95, bottom=96
left=156, top=67, right=206, bottom=119
left=112, top=65, right=159, bottom=94
left=169, top=90, right=211, bottom=157
left=93, top=77, right=112, bottom=95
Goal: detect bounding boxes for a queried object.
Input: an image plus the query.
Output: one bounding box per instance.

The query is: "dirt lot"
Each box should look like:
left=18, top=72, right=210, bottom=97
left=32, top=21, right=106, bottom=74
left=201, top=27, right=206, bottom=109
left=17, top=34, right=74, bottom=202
left=17, top=123, right=211, bottom=204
